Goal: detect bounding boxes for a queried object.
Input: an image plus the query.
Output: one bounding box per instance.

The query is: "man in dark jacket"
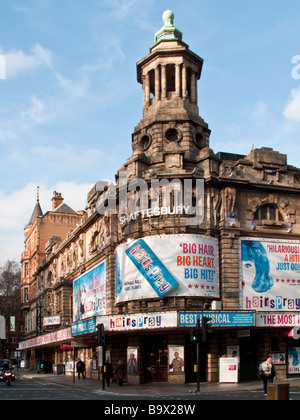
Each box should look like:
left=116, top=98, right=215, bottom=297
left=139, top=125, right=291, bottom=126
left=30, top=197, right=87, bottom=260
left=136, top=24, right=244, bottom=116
left=103, top=359, right=113, bottom=386
left=76, top=358, right=85, bottom=380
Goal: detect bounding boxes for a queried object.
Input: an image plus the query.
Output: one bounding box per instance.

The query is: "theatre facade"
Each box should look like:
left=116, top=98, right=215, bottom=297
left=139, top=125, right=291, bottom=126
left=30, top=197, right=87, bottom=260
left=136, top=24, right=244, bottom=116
left=19, top=11, right=300, bottom=384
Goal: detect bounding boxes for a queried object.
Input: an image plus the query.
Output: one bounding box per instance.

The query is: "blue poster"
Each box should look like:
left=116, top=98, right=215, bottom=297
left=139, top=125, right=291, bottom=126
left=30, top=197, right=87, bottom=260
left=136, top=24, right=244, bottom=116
left=73, top=261, right=106, bottom=322
left=179, top=311, right=255, bottom=327
left=126, top=239, right=179, bottom=298
left=71, top=318, right=96, bottom=336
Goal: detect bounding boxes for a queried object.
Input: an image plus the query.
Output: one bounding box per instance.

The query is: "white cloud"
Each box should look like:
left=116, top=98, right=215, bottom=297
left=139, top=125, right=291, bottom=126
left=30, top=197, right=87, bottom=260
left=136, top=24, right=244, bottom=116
left=0, top=182, right=93, bottom=265
left=251, top=101, right=269, bottom=121
left=80, top=37, right=126, bottom=73
left=31, top=145, right=105, bottom=168
left=1, top=44, right=54, bottom=78
left=103, top=0, right=143, bottom=20
left=39, top=181, right=94, bottom=213
left=22, top=96, right=46, bottom=124
left=283, top=86, right=300, bottom=122
left=56, top=73, right=90, bottom=98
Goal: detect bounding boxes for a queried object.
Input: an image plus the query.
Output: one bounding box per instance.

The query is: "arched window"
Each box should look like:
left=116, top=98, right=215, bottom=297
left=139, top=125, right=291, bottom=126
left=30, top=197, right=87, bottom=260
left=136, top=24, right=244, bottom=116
left=254, top=204, right=283, bottom=222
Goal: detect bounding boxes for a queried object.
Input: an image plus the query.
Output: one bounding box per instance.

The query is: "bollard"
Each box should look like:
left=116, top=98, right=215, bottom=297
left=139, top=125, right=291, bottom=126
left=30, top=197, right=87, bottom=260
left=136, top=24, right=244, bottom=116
left=268, top=383, right=289, bottom=400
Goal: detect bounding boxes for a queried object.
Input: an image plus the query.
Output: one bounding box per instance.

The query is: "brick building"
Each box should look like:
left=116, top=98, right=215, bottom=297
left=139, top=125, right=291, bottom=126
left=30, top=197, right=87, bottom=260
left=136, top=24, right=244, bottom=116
left=18, top=11, right=300, bottom=383
left=20, top=190, right=82, bottom=365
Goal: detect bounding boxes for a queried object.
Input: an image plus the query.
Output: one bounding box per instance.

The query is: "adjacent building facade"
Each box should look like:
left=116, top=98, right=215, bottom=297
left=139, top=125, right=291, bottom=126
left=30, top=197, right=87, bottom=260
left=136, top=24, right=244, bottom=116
left=19, top=11, right=300, bottom=383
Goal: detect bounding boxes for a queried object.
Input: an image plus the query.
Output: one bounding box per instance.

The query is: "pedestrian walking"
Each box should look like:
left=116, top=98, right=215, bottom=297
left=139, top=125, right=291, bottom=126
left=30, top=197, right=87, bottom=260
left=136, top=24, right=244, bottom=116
left=115, top=360, right=126, bottom=386
left=77, top=358, right=86, bottom=380
left=102, top=358, right=113, bottom=387
left=260, top=354, right=276, bottom=396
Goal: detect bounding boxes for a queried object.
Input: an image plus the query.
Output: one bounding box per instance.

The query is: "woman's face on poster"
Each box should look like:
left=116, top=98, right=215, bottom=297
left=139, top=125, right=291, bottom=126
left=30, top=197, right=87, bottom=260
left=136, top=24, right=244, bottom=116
left=242, top=260, right=256, bottom=282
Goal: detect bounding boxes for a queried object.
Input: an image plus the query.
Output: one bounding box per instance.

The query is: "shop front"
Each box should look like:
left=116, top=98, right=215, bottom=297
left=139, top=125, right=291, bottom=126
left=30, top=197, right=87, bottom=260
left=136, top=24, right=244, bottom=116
left=99, top=311, right=182, bottom=384
left=18, top=309, right=300, bottom=384
left=98, top=310, right=258, bottom=384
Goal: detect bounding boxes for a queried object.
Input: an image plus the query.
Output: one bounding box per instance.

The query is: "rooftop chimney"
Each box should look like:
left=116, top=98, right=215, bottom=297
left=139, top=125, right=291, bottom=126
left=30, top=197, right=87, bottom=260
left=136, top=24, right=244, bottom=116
left=51, top=191, right=64, bottom=210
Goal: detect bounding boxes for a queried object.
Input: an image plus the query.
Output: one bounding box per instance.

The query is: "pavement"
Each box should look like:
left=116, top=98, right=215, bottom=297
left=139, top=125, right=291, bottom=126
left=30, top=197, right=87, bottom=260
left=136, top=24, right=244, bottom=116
left=16, top=368, right=300, bottom=398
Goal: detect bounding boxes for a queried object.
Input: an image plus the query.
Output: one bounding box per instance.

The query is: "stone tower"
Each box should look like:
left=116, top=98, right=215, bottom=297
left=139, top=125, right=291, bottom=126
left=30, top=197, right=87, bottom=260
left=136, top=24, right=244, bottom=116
left=126, top=10, right=211, bottom=179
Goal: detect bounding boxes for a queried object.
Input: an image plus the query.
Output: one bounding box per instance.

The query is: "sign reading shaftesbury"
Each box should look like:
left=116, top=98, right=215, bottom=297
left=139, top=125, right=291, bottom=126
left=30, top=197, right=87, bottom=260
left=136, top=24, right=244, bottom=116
left=115, top=234, right=220, bottom=303
left=179, top=311, right=255, bottom=327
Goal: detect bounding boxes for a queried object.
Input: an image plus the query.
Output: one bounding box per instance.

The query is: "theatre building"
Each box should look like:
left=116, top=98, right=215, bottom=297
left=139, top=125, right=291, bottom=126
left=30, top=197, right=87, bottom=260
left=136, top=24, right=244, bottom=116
left=19, top=11, right=300, bottom=384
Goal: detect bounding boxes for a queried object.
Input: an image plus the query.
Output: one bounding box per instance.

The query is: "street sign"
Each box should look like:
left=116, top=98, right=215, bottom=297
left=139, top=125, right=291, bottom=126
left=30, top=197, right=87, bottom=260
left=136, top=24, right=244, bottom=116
left=71, top=341, right=85, bottom=347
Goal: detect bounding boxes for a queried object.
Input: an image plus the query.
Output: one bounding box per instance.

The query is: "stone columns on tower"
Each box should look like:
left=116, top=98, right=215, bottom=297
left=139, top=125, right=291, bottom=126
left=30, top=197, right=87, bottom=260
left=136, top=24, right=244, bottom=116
left=161, top=64, right=167, bottom=99
left=142, top=63, right=197, bottom=105
left=143, top=72, right=150, bottom=107
left=182, top=64, right=187, bottom=99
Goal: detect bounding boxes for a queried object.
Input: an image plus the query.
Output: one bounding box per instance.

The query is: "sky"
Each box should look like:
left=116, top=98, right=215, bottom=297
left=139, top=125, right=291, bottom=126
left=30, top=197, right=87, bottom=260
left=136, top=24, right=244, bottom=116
left=1, top=0, right=300, bottom=264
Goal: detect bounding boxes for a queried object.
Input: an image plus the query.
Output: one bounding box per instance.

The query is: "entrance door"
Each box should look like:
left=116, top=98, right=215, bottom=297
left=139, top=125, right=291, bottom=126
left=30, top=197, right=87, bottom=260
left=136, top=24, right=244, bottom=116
left=145, top=348, right=168, bottom=382
left=144, top=336, right=168, bottom=382
left=240, top=337, right=258, bottom=381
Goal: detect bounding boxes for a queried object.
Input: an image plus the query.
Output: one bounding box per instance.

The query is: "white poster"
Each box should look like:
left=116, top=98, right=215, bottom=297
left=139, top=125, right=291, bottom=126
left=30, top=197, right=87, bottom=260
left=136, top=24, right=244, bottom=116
left=10, top=316, right=15, bottom=332
left=0, top=315, right=5, bottom=339
left=168, top=346, right=185, bottom=373
left=240, top=238, right=300, bottom=312
left=219, top=358, right=239, bottom=383
left=115, top=234, right=219, bottom=303
left=227, top=346, right=239, bottom=358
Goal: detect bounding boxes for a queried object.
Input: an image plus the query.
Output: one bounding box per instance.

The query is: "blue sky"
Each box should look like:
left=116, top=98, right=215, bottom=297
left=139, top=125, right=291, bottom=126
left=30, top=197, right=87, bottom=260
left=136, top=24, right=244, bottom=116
left=1, top=0, right=300, bottom=263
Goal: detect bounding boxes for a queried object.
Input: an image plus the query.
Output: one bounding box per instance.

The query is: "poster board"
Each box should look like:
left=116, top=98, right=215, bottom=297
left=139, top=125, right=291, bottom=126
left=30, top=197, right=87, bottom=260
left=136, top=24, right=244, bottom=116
left=73, top=261, right=106, bottom=322
left=0, top=315, right=5, bottom=339
left=219, top=357, right=239, bottom=383
left=127, top=347, right=139, bottom=374
left=115, top=234, right=219, bottom=303
left=288, top=347, right=300, bottom=374
left=168, top=345, right=185, bottom=373
left=239, top=238, right=300, bottom=312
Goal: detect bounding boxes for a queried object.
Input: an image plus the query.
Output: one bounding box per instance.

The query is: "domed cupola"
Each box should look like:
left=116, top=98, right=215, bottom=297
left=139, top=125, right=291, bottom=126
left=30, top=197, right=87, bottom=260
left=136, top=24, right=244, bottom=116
left=130, top=11, right=211, bottom=172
